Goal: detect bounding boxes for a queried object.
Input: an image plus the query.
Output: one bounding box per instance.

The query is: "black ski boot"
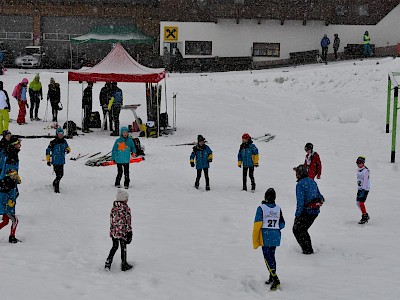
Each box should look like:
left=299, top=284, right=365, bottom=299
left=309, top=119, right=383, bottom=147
left=9, top=235, right=20, bottom=243
left=242, top=186, right=247, bottom=191
left=205, top=186, right=210, bottom=191
left=358, top=213, right=370, bottom=224
left=265, top=274, right=274, bottom=285
left=105, top=259, right=112, bottom=270
left=270, top=275, right=280, bottom=291
left=121, top=262, right=133, bottom=271
left=251, top=183, right=256, bottom=192
left=54, top=182, right=60, bottom=193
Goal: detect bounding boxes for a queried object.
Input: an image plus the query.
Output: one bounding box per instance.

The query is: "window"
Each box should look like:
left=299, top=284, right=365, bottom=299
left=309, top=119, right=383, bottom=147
left=185, top=41, right=212, bottom=56
left=252, top=43, right=280, bottom=57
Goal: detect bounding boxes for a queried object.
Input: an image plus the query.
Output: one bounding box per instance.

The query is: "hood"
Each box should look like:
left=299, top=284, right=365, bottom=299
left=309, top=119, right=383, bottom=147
left=120, top=127, right=129, bottom=137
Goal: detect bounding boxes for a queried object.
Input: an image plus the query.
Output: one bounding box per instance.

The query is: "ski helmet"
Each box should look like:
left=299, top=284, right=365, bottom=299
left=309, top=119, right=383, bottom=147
left=242, top=133, right=251, bottom=140
left=304, top=143, right=313, bottom=151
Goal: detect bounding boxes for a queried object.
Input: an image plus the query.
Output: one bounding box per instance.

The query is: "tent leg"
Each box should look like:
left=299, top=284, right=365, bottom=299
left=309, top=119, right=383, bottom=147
left=157, top=83, right=160, bottom=137
left=67, top=81, right=70, bottom=136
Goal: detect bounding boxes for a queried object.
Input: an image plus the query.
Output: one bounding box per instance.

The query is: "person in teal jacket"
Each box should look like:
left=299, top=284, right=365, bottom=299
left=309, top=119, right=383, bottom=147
left=190, top=135, right=213, bottom=190
left=238, top=133, right=259, bottom=191
left=111, top=127, right=136, bottom=189
left=252, top=188, right=285, bottom=291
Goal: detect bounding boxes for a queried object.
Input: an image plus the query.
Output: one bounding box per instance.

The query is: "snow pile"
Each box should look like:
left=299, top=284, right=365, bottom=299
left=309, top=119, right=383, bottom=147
left=337, top=107, right=363, bottom=123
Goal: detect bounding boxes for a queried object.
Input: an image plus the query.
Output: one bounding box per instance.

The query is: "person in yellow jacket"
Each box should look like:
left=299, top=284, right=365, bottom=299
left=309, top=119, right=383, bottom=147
left=252, top=188, right=285, bottom=291
left=0, top=81, right=11, bottom=133
left=363, top=31, right=372, bottom=57
left=28, top=73, right=43, bottom=121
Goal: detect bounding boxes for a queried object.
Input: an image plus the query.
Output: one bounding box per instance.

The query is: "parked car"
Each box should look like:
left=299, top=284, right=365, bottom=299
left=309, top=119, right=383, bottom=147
left=15, top=46, right=45, bottom=68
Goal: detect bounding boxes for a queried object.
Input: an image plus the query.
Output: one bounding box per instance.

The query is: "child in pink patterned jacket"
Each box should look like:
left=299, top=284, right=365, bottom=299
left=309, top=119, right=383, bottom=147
left=105, top=189, right=133, bottom=271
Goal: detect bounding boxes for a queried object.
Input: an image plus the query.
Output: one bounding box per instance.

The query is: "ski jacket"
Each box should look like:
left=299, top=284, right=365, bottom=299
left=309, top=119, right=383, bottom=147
left=28, top=75, right=43, bottom=100
left=363, top=34, right=370, bottom=45
left=111, top=127, right=136, bottom=164
left=46, top=137, right=71, bottom=165
left=304, top=151, right=322, bottom=179
left=295, top=176, right=324, bottom=217
left=82, top=86, right=92, bottom=109
left=47, top=83, right=60, bottom=105
left=0, top=90, right=10, bottom=110
left=13, top=81, right=28, bottom=101
left=99, top=85, right=112, bottom=107
left=321, top=36, right=330, bottom=48
left=252, top=201, right=285, bottom=249
left=0, top=146, right=20, bottom=179
left=190, top=144, right=213, bottom=169
left=110, top=201, right=132, bottom=240
left=111, top=88, right=123, bottom=107
left=333, top=37, right=340, bottom=50
left=0, top=176, right=18, bottom=215
left=238, top=140, right=259, bottom=168
left=357, top=166, right=370, bottom=191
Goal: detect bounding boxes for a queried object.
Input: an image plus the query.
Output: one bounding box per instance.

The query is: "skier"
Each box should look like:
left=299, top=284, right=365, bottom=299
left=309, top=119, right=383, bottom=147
left=293, top=165, right=324, bottom=254
left=28, top=73, right=43, bottom=121
left=0, top=169, right=20, bottom=243
left=190, top=135, right=213, bottom=190
left=105, top=189, right=133, bottom=271
left=47, top=78, right=61, bottom=122
left=0, top=135, right=21, bottom=180
left=111, top=127, right=136, bottom=189
left=13, top=78, right=29, bottom=125
left=252, top=188, right=285, bottom=291
left=46, top=128, right=71, bottom=193
left=303, top=142, right=322, bottom=180
left=109, top=82, right=123, bottom=136
left=238, top=133, right=259, bottom=192
left=82, top=81, right=93, bottom=133
left=356, top=156, right=370, bottom=224
left=320, top=34, right=330, bottom=62
left=99, top=82, right=112, bottom=131
left=333, top=34, right=340, bottom=60
left=0, top=81, right=11, bottom=133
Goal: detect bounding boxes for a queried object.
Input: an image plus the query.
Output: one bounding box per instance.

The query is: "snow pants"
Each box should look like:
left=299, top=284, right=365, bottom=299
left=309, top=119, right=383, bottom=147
left=356, top=190, right=369, bottom=214
left=17, top=101, right=27, bottom=124
left=53, top=164, right=64, bottom=191
left=195, top=168, right=209, bottom=188
left=243, top=166, right=255, bottom=189
left=30, top=96, right=40, bottom=120
left=0, top=213, right=18, bottom=236
left=116, top=163, right=129, bottom=188
left=262, top=246, right=277, bottom=274
left=110, top=106, right=121, bottom=135
left=107, top=238, right=127, bottom=263
left=0, top=109, right=9, bottom=133
left=292, top=213, right=318, bottom=254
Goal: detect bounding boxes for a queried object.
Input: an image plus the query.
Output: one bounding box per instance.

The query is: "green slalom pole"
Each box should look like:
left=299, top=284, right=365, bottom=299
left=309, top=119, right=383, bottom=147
left=391, top=87, right=398, bottom=163
left=386, top=75, right=392, bottom=133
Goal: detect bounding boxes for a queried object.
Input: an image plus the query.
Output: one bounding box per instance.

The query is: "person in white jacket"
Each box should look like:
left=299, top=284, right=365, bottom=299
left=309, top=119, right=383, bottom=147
left=356, top=156, right=370, bottom=224
left=0, top=81, right=10, bottom=133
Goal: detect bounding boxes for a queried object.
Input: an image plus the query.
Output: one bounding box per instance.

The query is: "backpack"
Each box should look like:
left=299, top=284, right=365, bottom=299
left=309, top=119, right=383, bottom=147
left=63, top=121, right=78, bottom=137
left=133, top=138, right=144, bottom=156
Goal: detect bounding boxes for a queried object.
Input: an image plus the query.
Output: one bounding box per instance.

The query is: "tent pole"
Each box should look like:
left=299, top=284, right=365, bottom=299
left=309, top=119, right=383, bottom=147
left=67, top=80, right=70, bottom=136
left=81, top=82, right=84, bottom=129
left=157, top=83, right=160, bottom=137
left=69, top=44, right=73, bottom=69
left=164, top=78, right=168, bottom=114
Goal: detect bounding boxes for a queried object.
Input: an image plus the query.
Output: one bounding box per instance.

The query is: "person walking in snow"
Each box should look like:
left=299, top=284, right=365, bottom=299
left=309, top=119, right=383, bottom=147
left=355, top=156, right=370, bottom=224
left=28, top=73, right=43, bottom=121
left=252, top=188, right=285, bottom=291
left=190, top=135, right=213, bottom=190
left=363, top=31, right=372, bottom=58
left=333, top=34, right=340, bottom=60
left=293, top=165, right=324, bottom=254
left=304, top=143, right=322, bottom=180
left=238, top=133, right=259, bottom=192
left=0, top=169, right=21, bottom=243
left=320, top=34, right=330, bottom=62
left=111, top=127, right=136, bottom=189
left=13, top=78, right=29, bottom=125
left=47, top=78, right=61, bottom=122
left=0, top=136, right=21, bottom=180
left=0, top=81, right=10, bottom=133
left=82, top=81, right=93, bottom=133
left=46, top=128, right=71, bottom=193
left=105, top=189, right=133, bottom=271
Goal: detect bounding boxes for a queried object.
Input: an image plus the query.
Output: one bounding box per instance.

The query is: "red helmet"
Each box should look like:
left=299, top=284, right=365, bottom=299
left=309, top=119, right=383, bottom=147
left=242, top=133, right=251, bottom=140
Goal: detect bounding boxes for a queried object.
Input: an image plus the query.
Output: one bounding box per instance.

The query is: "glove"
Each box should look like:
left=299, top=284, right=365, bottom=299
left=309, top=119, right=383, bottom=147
left=317, top=175, right=321, bottom=179
left=47, top=161, right=51, bottom=167
left=254, top=163, right=259, bottom=168
left=208, top=159, right=212, bottom=162
left=238, top=161, right=242, bottom=168
left=126, top=231, right=133, bottom=244
left=190, top=162, right=195, bottom=168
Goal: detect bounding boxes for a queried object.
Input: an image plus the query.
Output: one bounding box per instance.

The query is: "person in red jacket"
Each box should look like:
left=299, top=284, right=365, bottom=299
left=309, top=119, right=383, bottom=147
left=304, top=143, right=322, bottom=179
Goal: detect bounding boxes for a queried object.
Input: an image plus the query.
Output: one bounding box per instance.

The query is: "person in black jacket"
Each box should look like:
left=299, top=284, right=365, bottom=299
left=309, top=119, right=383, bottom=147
left=47, top=78, right=61, bottom=122
left=99, top=82, right=112, bottom=131
left=82, top=81, right=93, bottom=133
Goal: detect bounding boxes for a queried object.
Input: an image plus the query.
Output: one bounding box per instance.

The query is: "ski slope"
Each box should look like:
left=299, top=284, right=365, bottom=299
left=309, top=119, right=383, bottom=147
left=0, top=57, right=399, bottom=299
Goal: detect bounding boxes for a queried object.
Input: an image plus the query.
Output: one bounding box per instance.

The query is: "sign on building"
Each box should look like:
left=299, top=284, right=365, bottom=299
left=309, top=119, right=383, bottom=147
left=164, top=26, right=178, bottom=42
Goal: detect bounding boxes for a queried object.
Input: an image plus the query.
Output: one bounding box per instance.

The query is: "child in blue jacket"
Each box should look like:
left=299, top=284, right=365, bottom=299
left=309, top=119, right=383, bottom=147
left=190, top=135, right=213, bottom=190
left=252, top=188, right=285, bottom=291
left=111, top=127, right=136, bottom=189
left=238, top=133, right=259, bottom=191
left=46, top=128, right=71, bottom=193
left=0, top=169, right=20, bottom=243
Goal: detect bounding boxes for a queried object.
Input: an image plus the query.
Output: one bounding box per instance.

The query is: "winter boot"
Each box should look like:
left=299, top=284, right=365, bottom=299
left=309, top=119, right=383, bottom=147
left=242, top=185, right=247, bottom=191
left=54, top=182, right=60, bottom=193
left=9, top=235, right=20, bottom=243
left=265, top=274, right=274, bottom=285
left=195, top=179, right=200, bottom=189
left=121, top=262, right=133, bottom=271
left=270, top=275, right=280, bottom=291
left=105, top=259, right=112, bottom=270
left=251, top=183, right=256, bottom=192
left=358, top=213, right=369, bottom=224
left=205, top=186, right=210, bottom=191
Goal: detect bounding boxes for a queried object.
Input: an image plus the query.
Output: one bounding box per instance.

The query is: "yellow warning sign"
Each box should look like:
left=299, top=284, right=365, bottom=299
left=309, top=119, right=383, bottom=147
left=164, top=26, right=178, bottom=42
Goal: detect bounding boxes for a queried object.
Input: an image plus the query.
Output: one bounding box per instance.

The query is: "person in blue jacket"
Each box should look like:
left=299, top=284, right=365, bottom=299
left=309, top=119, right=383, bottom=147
left=252, top=188, right=285, bottom=291
left=46, top=127, right=71, bottom=193
left=110, top=82, right=124, bottom=136
left=0, top=130, right=12, bottom=176
left=0, top=169, right=20, bottom=243
left=111, top=127, right=136, bottom=189
left=238, top=133, right=259, bottom=192
left=190, top=135, right=213, bottom=190
left=293, top=165, right=324, bottom=254
left=320, top=34, right=330, bottom=62
left=0, top=135, right=21, bottom=180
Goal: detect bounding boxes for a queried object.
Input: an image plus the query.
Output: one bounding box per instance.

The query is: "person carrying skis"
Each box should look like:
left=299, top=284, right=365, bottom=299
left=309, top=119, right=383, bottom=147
left=28, top=73, right=43, bottom=121
left=252, top=188, right=285, bottom=291
left=82, top=81, right=93, bottom=133
left=13, top=78, right=29, bottom=125
left=105, top=189, right=133, bottom=271
left=109, top=82, right=123, bottom=136
left=0, top=81, right=11, bottom=133
left=111, top=127, right=136, bottom=189
left=190, top=135, right=213, bottom=190
left=356, top=156, right=370, bottom=224
left=47, top=77, right=61, bottom=122
left=0, top=169, right=21, bottom=243
left=99, top=82, right=112, bottom=131
left=46, top=127, right=71, bottom=193
left=293, top=165, right=324, bottom=254
left=320, top=34, right=330, bottom=62
left=304, top=142, right=322, bottom=180
left=238, top=133, right=259, bottom=192
left=0, top=135, right=21, bottom=179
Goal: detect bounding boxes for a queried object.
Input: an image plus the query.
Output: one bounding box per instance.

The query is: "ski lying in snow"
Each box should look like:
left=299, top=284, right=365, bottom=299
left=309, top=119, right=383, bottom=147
left=253, top=133, right=272, bottom=141
left=70, top=153, right=89, bottom=161
left=167, top=141, right=208, bottom=147
left=257, top=135, right=276, bottom=143
left=100, top=157, right=144, bottom=166
left=86, top=152, right=102, bottom=159
left=85, top=151, right=112, bottom=166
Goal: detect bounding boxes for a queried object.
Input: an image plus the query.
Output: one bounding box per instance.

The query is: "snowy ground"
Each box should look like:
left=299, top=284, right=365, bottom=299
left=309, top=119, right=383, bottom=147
left=1, top=58, right=399, bottom=299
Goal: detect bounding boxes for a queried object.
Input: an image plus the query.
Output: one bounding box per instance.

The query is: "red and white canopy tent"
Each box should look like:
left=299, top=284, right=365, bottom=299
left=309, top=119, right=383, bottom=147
left=67, top=43, right=167, bottom=135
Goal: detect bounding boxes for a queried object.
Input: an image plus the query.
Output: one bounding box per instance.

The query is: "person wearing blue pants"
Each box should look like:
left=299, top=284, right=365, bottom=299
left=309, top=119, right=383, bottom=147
left=252, top=188, right=285, bottom=291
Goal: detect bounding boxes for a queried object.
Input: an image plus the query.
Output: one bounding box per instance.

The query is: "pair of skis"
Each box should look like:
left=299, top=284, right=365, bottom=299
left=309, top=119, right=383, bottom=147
left=253, top=133, right=276, bottom=143
left=70, top=152, right=101, bottom=161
